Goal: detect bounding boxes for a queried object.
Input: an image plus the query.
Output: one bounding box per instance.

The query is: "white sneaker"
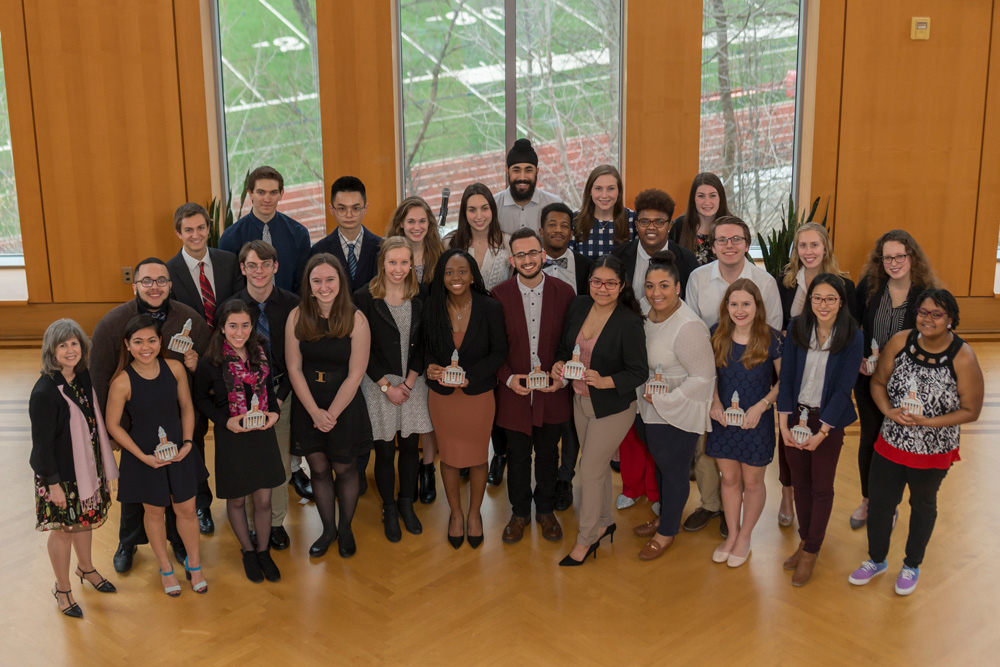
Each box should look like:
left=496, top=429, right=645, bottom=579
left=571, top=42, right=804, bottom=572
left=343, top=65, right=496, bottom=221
left=616, top=494, right=637, bottom=510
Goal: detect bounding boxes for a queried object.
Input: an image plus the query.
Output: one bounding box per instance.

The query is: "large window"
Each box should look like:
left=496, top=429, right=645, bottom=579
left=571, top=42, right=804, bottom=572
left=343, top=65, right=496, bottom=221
left=399, top=0, right=623, bottom=222
left=215, top=0, right=326, bottom=241
left=700, top=0, right=801, bottom=237
left=0, top=30, right=22, bottom=256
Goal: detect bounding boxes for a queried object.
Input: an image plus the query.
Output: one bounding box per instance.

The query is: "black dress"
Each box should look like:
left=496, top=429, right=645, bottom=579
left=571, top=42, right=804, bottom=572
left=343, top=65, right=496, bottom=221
left=193, top=360, right=285, bottom=499
left=117, top=359, right=209, bottom=507
left=291, top=318, right=373, bottom=464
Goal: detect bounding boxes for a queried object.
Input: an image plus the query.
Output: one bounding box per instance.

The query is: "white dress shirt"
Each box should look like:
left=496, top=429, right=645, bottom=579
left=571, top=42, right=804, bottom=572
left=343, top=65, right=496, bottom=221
left=543, top=249, right=576, bottom=291
left=506, top=275, right=546, bottom=396
left=494, top=187, right=562, bottom=235
left=339, top=228, right=363, bottom=263
left=633, top=243, right=652, bottom=311
left=685, top=259, right=782, bottom=330
left=181, top=247, right=216, bottom=294
left=798, top=327, right=833, bottom=408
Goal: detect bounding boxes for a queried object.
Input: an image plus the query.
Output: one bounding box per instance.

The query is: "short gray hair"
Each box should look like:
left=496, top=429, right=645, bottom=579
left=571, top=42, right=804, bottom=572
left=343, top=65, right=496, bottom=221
left=41, top=319, right=91, bottom=376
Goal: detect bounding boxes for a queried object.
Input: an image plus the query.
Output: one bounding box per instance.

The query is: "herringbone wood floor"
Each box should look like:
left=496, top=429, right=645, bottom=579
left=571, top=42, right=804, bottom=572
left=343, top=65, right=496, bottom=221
left=2, top=343, right=999, bottom=666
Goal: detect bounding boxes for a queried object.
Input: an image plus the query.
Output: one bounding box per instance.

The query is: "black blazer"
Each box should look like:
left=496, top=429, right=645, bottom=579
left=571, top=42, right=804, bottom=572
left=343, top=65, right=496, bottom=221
left=556, top=296, right=648, bottom=419
left=29, top=371, right=96, bottom=484
left=573, top=251, right=594, bottom=296
left=193, top=357, right=279, bottom=428
left=423, top=292, right=507, bottom=396
left=776, top=270, right=859, bottom=331
left=310, top=227, right=382, bottom=294
left=611, top=239, right=697, bottom=299
left=353, top=283, right=424, bottom=382
left=167, top=248, right=245, bottom=322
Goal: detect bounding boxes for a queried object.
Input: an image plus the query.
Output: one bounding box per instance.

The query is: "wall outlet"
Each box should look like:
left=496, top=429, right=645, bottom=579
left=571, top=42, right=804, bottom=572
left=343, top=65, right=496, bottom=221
left=122, top=267, right=133, bottom=284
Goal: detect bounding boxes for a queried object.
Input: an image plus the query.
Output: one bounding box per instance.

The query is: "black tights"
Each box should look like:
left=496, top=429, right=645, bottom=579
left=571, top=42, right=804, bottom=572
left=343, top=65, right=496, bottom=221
left=374, top=433, right=421, bottom=504
left=226, top=488, right=272, bottom=552
left=307, top=452, right=360, bottom=538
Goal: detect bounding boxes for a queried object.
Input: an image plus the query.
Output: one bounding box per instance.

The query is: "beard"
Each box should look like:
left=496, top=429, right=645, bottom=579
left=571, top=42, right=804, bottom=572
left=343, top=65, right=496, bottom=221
left=516, top=264, right=543, bottom=281
left=509, top=177, right=537, bottom=203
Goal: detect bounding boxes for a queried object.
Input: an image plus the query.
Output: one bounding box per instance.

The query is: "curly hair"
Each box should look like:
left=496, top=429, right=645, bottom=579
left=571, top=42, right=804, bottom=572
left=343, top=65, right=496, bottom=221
left=859, top=229, right=938, bottom=300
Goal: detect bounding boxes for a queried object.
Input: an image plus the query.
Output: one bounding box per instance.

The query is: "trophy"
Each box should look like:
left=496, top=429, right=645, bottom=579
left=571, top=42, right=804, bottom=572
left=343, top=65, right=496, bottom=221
left=645, top=364, right=668, bottom=395
left=526, top=353, right=550, bottom=390
left=168, top=318, right=194, bottom=354
left=724, top=391, right=746, bottom=427
left=442, top=349, right=466, bottom=386
left=562, top=344, right=586, bottom=381
left=864, top=338, right=880, bottom=374
left=153, top=426, right=178, bottom=461
left=901, top=379, right=924, bottom=416
left=243, top=393, right=266, bottom=429
left=790, top=408, right=813, bottom=445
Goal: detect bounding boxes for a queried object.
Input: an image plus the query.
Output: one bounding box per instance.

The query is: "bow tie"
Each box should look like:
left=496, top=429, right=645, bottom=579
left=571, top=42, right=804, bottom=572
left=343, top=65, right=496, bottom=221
left=545, top=256, right=568, bottom=269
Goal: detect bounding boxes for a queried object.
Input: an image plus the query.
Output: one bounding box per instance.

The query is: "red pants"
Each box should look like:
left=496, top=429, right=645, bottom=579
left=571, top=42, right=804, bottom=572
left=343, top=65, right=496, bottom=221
left=619, top=422, right=659, bottom=502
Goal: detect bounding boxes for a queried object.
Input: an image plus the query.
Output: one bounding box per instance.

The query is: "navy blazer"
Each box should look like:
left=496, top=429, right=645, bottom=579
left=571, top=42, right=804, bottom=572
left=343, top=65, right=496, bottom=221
left=423, top=292, right=507, bottom=396
left=776, top=270, right=858, bottom=332
left=167, top=248, right=245, bottom=322
left=310, top=227, right=382, bottom=294
left=777, top=320, right=864, bottom=429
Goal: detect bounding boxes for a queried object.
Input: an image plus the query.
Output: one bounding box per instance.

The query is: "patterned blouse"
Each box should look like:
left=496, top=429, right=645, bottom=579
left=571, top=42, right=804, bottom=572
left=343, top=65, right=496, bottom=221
left=573, top=208, right=637, bottom=260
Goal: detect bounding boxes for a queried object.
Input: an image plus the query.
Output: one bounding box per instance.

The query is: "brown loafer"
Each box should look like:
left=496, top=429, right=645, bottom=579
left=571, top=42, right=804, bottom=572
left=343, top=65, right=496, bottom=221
left=791, top=550, right=818, bottom=586
left=639, top=536, right=673, bottom=561
left=536, top=512, right=562, bottom=541
left=502, top=514, right=528, bottom=543
left=633, top=519, right=659, bottom=538
left=783, top=540, right=805, bottom=570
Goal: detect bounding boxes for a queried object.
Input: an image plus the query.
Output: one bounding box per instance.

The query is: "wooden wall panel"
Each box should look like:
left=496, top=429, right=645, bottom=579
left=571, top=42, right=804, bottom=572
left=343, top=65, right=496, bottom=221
left=832, top=0, right=993, bottom=290
left=23, top=0, right=189, bottom=303
left=316, top=0, right=398, bottom=234
left=969, top=1, right=1000, bottom=296
left=622, top=0, right=702, bottom=210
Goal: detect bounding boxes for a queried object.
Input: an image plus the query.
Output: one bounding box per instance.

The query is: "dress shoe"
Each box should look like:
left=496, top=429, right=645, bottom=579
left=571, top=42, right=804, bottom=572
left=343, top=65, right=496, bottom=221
left=382, top=503, right=402, bottom=543
left=554, top=480, right=573, bottom=511
left=269, top=526, right=290, bottom=550
left=113, top=543, right=136, bottom=573
left=76, top=566, right=116, bottom=593
left=309, top=530, right=338, bottom=557
left=468, top=533, right=484, bottom=549
left=459, top=467, right=470, bottom=478
left=639, top=537, right=672, bottom=561
left=418, top=463, right=437, bottom=504
left=683, top=507, right=721, bottom=532
left=610, top=460, right=621, bottom=473
left=448, top=514, right=464, bottom=549
left=257, top=549, right=281, bottom=582
left=598, top=523, right=617, bottom=544
left=537, top=512, right=563, bottom=541
left=398, top=498, right=423, bottom=534
left=242, top=550, right=264, bottom=583
left=850, top=499, right=868, bottom=529
left=197, top=508, right=215, bottom=534
left=291, top=469, right=314, bottom=501
left=783, top=540, right=805, bottom=570
left=488, top=454, right=507, bottom=486
left=791, top=550, right=818, bottom=586
left=502, top=514, right=528, bottom=543
left=720, top=513, right=729, bottom=539
left=633, top=520, right=658, bottom=538
left=712, top=544, right=732, bottom=563
left=170, top=540, right=188, bottom=565
left=338, top=529, right=357, bottom=558
left=559, top=541, right=599, bottom=566
left=52, top=585, right=83, bottom=618
left=727, top=546, right=752, bottom=568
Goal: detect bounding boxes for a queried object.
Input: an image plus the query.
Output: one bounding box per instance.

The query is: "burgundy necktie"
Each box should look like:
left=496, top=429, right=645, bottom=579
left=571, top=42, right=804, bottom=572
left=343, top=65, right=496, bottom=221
left=199, top=261, right=216, bottom=327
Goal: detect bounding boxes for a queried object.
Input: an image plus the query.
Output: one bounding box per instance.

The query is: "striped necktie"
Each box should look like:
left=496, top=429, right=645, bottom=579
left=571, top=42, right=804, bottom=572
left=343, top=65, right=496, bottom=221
left=256, top=301, right=271, bottom=351
left=346, top=242, right=358, bottom=280
left=198, top=261, right=216, bottom=327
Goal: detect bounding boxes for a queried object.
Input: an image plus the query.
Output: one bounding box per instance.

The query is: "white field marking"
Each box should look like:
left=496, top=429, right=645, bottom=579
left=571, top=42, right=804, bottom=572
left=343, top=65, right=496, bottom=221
left=221, top=55, right=267, bottom=101
left=225, top=91, right=318, bottom=113
left=256, top=0, right=309, bottom=42
left=460, top=5, right=504, bottom=37
left=402, top=48, right=609, bottom=86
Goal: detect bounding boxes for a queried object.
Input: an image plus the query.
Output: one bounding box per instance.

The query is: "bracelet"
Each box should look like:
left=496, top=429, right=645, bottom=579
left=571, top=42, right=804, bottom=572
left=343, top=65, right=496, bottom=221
left=818, top=430, right=829, bottom=438
left=182, top=439, right=194, bottom=445
left=404, top=383, right=413, bottom=390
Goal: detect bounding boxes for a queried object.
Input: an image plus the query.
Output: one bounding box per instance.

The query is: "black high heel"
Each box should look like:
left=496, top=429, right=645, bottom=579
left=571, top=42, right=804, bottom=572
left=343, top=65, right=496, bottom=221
left=558, top=541, right=600, bottom=567
left=75, top=566, right=116, bottom=593
left=467, top=513, right=484, bottom=549
left=599, top=523, right=617, bottom=545
left=447, top=514, right=465, bottom=549
left=52, top=584, right=83, bottom=618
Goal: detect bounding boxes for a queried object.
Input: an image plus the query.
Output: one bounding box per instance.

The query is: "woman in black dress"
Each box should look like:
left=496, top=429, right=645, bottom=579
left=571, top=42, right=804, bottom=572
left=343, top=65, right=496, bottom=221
left=194, top=300, right=284, bottom=582
left=105, top=315, right=209, bottom=596
left=286, top=254, right=373, bottom=558
left=30, top=319, right=120, bottom=618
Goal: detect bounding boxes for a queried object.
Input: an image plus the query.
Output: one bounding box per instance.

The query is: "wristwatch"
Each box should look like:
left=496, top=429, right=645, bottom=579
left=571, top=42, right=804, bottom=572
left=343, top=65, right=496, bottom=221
left=380, top=382, right=389, bottom=393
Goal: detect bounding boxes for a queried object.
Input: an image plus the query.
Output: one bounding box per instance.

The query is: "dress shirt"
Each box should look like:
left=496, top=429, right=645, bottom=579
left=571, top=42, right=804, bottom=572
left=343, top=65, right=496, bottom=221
left=494, top=187, right=563, bottom=235
left=505, top=275, right=545, bottom=392
left=543, top=249, right=575, bottom=289
left=633, top=243, right=651, bottom=311
left=218, top=210, right=311, bottom=292
left=339, top=228, right=363, bottom=263
left=181, top=247, right=216, bottom=295
left=686, top=259, right=782, bottom=330
left=797, top=327, right=832, bottom=409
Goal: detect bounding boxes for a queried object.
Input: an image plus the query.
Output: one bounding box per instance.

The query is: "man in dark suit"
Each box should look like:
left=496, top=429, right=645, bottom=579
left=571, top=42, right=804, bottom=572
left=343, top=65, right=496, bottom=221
left=538, top=202, right=590, bottom=510
left=612, top=188, right=697, bottom=305
left=494, top=229, right=576, bottom=543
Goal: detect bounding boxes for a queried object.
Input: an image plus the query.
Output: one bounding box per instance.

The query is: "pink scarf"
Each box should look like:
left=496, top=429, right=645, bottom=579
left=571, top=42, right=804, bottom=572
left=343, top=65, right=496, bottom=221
left=57, top=386, right=119, bottom=510
left=222, top=340, right=270, bottom=417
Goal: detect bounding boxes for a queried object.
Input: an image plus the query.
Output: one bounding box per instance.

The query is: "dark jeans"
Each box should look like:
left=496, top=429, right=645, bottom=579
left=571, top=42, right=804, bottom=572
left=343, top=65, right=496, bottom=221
left=867, top=451, right=948, bottom=568
left=783, top=411, right=844, bottom=554
left=777, top=435, right=792, bottom=487
left=373, top=432, right=421, bottom=503
left=194, top=414, right=213, bottom=510
left=854, top=376, right=884, bottom=499
left=119, top=502, right=181, bottom=546
left=557, top=416, right=580, bottom=482
left=505, top=423, right=562, bottom=516
left=637, top=419, right=700, bottom=538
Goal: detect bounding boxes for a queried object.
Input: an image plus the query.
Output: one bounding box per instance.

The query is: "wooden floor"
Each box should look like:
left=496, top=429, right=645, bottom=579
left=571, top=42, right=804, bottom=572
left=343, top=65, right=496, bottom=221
left=3, top=342, right=1000, bottom=666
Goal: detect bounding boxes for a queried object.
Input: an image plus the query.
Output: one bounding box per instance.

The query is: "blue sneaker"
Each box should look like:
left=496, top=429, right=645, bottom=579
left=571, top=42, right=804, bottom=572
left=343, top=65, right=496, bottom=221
left=848, top=559, right=888, bottom=585
left=895, top=566, right=920, bottom=595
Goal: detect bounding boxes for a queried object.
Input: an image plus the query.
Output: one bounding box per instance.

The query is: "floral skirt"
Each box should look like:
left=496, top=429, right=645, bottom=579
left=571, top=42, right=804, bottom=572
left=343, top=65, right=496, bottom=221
left=35, top=476, right=111, bottom=533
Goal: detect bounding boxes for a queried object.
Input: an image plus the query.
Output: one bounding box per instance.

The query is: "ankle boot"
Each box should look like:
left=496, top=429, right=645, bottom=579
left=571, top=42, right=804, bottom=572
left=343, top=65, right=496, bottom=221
left=783, top=540, right=805, bottom=570
left=242, top=550, right=264, bottom=583
left=397, top=497, right=423, bottom=535
left=382, top=502, right=402, bottom=542
left=256, top=548, right=281, bottom=582
left=792, top=550, right=818, bottom=587
left=419, top=463, right=437, bottom=504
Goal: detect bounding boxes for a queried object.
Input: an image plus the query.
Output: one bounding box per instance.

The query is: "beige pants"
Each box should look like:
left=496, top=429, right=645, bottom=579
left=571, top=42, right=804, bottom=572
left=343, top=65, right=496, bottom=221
left=693, top=432, right=721, bottom=512
left=247, top=397, right=292, bottom=530
left=573, top=394, right=636, bottom=546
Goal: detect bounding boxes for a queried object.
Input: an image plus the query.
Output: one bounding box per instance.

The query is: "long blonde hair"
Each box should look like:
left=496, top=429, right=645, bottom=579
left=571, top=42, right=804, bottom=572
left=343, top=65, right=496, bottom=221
left=782, top=222, right=848, bottom=288
left=386, top=196, right=444, bottom=283
left=368, top=236, right=420, bottom=300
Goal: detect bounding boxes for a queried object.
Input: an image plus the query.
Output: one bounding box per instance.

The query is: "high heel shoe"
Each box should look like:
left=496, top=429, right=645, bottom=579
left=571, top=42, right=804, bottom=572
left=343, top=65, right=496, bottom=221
left=559, top=541, right=600, bottom=567
left=467, top=513, right=484, bottom=549
left=52, top=584, right=83, bottom=618
left=447, top=514, right=465, bottom=549
left=309, top=530, right=338, bottom=557
left=160, top=569, right=181, bottom=597
left=184, top=558, right=208, bottom=594
left=599, top=523, right=617, bottom=544
left=75, top=566, right=116, bottom=593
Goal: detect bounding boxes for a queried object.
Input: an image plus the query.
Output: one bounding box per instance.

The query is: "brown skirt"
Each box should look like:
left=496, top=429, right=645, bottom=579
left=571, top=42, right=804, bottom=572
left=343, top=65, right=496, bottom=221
left=427, top=388, right=495, bottom=468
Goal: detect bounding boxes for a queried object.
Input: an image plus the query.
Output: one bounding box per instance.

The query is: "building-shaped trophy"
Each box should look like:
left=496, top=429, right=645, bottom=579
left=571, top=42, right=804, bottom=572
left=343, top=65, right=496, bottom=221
left=442, top=349, right=466, bottom=386
left=724, top=390, right=746, bottom=427
left=791, top=408, right=813, bottom=445
left=865, top=338, right=880, bottom=374
left=167, top=318, right=194, bottom=354
left=901, top=379, right=924, bottom=416
left=563, top=344, right=586, bottom=381
left=645, top=364, right=668, bottom=395
left=243, top=393, right=266, bottom=429
left=526, top=353, right=550, bottom=390
left=154, top=426, right=178, bottom=461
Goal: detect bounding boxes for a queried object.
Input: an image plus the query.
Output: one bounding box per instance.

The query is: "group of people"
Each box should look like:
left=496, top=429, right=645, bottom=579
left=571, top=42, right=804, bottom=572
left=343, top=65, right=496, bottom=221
left=29, top=139, right=984, bottom=619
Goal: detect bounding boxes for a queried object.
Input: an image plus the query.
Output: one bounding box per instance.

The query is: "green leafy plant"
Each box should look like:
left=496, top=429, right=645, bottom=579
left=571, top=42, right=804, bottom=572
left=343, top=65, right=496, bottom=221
left=756, top=194, right=829, bottom=279
left=205, top=170, right=250, bottom=248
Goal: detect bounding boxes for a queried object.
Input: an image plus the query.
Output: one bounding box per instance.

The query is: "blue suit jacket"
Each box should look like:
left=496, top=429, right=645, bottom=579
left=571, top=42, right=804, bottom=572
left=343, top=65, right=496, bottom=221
left=777, top=321, right=864, bottom=429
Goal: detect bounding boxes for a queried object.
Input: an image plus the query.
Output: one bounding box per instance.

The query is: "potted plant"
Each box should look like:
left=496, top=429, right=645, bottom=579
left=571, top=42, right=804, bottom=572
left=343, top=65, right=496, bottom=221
left=205, top=170, right=250, bottom=248
left=756, top=194, right=828, bottom=279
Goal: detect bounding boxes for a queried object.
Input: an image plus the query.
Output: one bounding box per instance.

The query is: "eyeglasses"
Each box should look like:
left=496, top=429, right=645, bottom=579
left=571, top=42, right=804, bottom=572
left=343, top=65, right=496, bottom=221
left=332, top=205, right=366, bottom=217
left=714, top=235, right=746, bottom=246
left=243, top=261, right=275, bottom=273
left=636, top=218, right=670, bottom=229
left=810, top=295, right=840, bottom=306
left=512, top=249, right=544, bottom=261
left=136, top=277, right=170, bottom=287
left=916, top=307, right=947, bottom=320
left=589, top=278, right=621, bottom=290
left=881, top=254, right=909, bottom=265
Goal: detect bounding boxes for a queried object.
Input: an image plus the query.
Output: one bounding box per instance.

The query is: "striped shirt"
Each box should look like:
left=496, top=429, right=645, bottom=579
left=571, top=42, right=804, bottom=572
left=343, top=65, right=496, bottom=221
left=872, top=286, right=908, bottom=350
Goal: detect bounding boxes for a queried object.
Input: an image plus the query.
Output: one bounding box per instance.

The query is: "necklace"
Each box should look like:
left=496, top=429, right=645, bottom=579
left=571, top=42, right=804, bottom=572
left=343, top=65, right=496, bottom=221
left=449, top=299, right=472, bottom=321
